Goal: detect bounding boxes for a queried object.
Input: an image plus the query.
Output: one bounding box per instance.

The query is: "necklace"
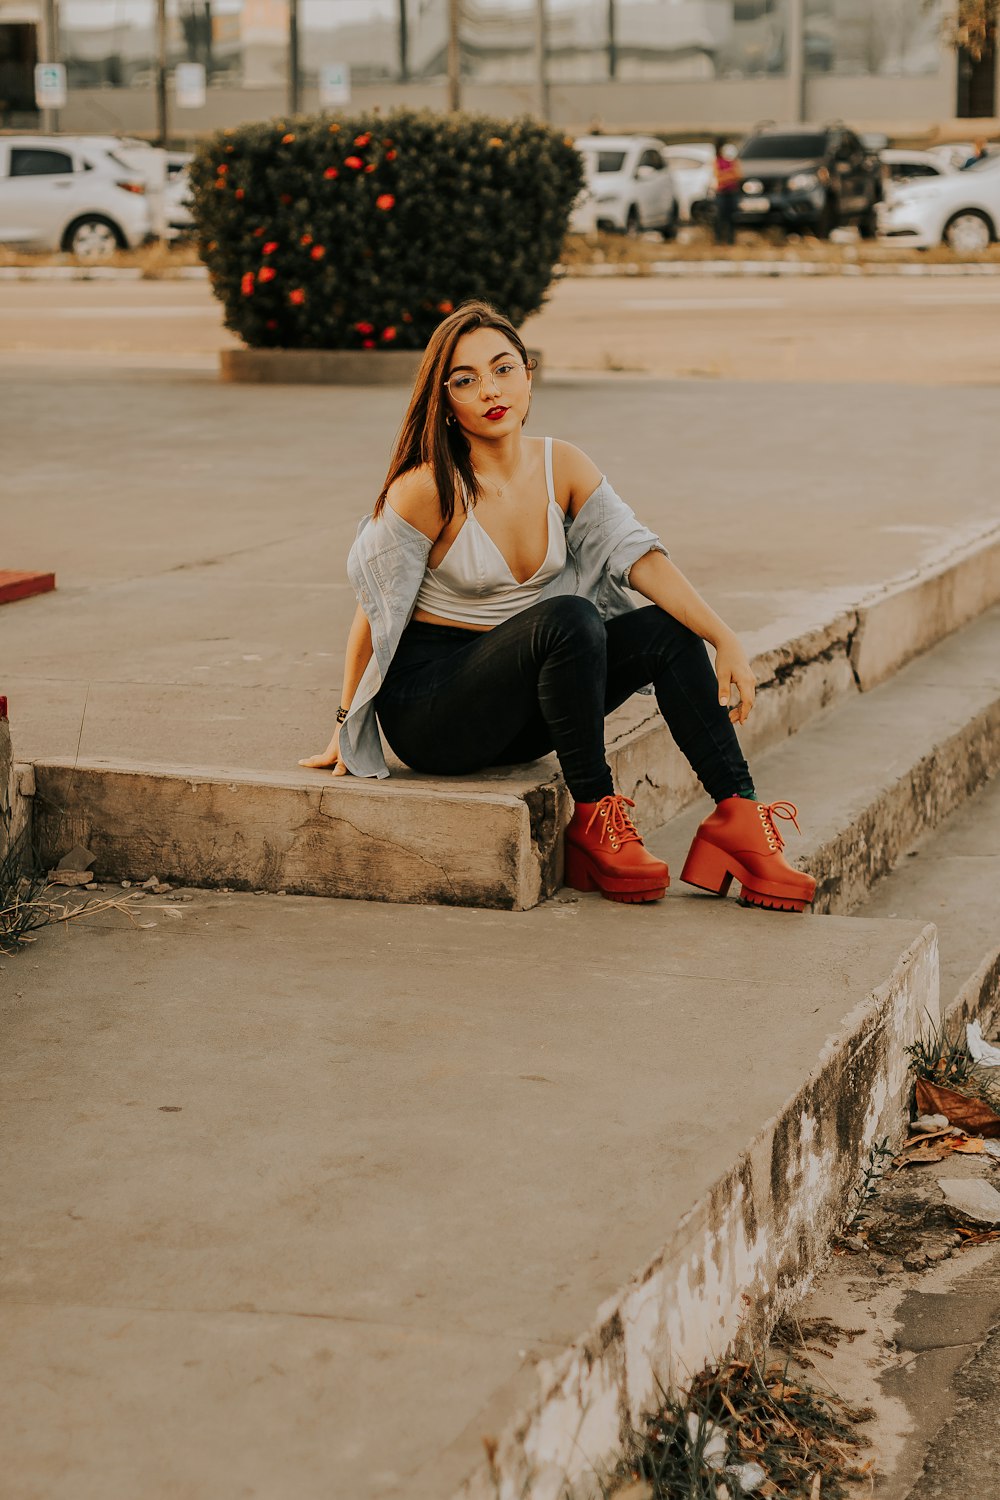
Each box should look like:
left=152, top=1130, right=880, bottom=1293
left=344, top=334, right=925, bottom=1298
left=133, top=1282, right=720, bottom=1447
left=475, top=449, right=523, bottom=499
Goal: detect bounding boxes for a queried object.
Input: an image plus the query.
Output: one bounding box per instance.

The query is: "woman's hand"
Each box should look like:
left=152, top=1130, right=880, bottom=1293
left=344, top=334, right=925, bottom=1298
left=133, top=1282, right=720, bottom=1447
left=713, top=630, right=756, bottom=725
left=298, top=727, right=349, bottom=777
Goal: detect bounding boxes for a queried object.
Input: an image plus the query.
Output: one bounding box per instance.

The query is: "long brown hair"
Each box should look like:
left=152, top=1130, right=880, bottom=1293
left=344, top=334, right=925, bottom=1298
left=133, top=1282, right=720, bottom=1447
left=374, top=300, right=533, bottom=525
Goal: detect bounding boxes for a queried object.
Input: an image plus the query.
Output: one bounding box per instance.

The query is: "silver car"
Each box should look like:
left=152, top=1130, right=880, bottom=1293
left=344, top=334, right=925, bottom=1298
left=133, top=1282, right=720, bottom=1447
left=0, top=135, right=152, bottom=259
left=571, top=135, right=679, bottom=238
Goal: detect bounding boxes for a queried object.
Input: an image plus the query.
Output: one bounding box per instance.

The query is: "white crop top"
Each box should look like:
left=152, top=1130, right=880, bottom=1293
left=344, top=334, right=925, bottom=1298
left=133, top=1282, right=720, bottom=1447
left=412, top=436, right=567, bottom=628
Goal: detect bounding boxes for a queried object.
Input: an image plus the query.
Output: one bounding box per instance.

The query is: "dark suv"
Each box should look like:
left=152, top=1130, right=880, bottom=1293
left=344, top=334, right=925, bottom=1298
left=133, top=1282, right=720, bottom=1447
left=733, top=125, right=882, bottom=238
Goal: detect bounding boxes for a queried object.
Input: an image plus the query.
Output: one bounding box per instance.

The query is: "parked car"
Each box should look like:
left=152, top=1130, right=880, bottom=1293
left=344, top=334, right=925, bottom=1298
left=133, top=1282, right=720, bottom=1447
left=0, top=135, right=152, bottom=258
left=660, top=143, right=714, bottom=222
left=877, top=152, right=1000, bottom=250
left=571, top=135, right=678, bottom=238
left=163, top=152, right=195, bottom=240
left=879, top=149, right=954, bottom=207
left=732, top=124, right=882, bottom=238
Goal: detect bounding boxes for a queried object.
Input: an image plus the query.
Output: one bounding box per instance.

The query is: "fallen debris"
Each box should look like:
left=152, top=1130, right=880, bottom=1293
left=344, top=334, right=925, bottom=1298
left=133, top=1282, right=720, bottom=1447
left=937, top=1176, right=1000, bottom=1226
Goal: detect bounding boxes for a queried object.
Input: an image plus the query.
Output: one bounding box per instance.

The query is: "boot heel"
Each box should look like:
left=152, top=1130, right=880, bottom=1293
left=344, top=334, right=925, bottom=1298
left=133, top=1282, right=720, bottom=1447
left=564, top=843, right=597, bottom=893
left=681, top=837, right=734, bottom=897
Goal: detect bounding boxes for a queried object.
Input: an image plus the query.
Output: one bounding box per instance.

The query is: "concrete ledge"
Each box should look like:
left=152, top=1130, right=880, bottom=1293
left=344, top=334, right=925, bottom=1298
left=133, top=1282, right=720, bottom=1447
left=454, top=922, right=938, bottom=1499
left=851, top=524, right=1000, bottom=690
left=29, top=762, right=562, bottom=911
left=220, top=347, right=424, bottom=386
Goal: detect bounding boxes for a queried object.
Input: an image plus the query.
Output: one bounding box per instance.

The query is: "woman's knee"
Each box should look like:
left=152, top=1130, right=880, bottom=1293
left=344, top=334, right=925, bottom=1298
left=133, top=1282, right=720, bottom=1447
left=535, top=594, right=605, bottom=645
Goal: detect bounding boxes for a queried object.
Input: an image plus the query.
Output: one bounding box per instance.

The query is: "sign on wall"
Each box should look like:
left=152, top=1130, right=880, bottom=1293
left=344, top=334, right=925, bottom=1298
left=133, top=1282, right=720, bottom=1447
left=34, top=63, right=67, bottom=110
left=176, top=63, right=207, bottom=109
left=319, top=64, right=351, bottom=109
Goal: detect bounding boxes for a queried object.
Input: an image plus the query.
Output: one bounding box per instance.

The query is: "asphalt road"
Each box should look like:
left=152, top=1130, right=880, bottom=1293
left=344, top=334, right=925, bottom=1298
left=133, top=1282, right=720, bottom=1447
left=2, top=272, right=1000, bottom=384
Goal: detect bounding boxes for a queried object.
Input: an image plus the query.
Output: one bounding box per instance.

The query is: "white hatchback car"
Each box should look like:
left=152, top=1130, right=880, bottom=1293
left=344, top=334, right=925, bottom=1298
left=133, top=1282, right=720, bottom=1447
left=661, top=143, right=715, bottom=222
left=571, top=135, right=678, bottom=238
left=878, top=153, right=1000, bottom=251
left=0, top=135, right=152, bottom=258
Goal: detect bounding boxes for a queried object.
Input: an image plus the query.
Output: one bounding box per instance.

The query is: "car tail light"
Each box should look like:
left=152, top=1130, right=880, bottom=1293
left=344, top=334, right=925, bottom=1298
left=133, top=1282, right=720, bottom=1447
left=116, top=179, right=147, bottom=195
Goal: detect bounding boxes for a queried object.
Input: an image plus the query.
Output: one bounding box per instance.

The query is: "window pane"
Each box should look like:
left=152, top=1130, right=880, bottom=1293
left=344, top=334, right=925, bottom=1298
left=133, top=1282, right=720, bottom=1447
left=804, top=0, right=942, bottom=76
left=10, top=148, right=75, bottom=176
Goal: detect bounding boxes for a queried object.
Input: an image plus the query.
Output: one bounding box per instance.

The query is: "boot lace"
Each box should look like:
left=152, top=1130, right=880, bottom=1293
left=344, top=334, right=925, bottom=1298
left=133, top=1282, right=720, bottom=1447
left=757, top=800, right=801, bottom=852
left=586, top=795, right=642, bottom=854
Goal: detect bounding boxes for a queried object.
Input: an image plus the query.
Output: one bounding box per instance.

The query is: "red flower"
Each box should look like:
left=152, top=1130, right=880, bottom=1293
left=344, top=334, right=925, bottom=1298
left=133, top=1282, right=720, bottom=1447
left=214, top=179, right=226, bottom=190
left=354, top=132, right=371, bottom=147
left=300, top=233, right=312, bottom=246
left=263, top=241, right=279, bottom=254
left=258, top=265, right=277, bottom=283
left=310, top=245, right=325, bottom=260
left=241, top=272, right=255, bottom=296
left=438, top=300, right=454, bottom=314
left=362, top=339, right=376, bottom=349
left=385, top=149, right=397, bottom=161
left=354, top=321, right=374, bottom=335
left=376, top=193, right=395, bottom=211
left=217, top=163, right=228, bottom=174
left=324, top=166, right=339, bottom=179
left=401, top=311, right=413, bottom=323
left=281, top=133, right=295, bottom=144
left=365, top=164, right=376, bottom=174
left=280, top=193, right=292, bottom=205
left=344, top=156, right=363, bottom=170
left=381, top=326, right=397, bottom=343
left=266, top=319, right=278, bottom=330
left=328, top=123, right=340, bottom=133
left=253, top=226, right=266, bottom=237
left=289, top=288, right=306, bottom=305
left=235, top=188, right=245, bottom=200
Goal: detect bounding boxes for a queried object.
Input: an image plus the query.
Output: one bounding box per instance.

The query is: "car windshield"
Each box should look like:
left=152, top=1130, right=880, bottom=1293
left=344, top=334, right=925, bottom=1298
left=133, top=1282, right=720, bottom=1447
left=739, top=133, right=828, bottom=160
left=581, top=149, right=628, bottom=175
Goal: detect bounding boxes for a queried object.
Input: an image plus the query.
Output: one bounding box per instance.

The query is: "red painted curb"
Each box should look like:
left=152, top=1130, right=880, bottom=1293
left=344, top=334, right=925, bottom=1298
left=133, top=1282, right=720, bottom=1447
left=0, top=571, right=56, bottom=605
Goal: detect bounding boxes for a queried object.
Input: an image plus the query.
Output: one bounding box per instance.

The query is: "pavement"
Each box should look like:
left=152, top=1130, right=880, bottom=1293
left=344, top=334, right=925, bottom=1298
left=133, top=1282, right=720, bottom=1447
left=0, top=891, right=927, bottom=1500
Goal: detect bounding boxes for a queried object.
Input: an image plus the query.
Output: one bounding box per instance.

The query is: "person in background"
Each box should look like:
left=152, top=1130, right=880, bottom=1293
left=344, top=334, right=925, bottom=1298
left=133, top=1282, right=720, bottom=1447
left=713, top=139, right=741, bottom=246
left=961, top=137, right=990, bottom=169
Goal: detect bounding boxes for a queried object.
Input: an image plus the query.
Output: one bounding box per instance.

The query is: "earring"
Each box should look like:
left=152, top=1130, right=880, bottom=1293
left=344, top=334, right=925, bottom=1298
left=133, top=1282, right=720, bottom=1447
left=445, top=413, right=456, bottom=427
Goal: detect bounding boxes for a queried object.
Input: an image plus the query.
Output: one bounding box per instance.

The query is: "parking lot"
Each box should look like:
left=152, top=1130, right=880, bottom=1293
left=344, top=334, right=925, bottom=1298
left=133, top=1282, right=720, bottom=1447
left=2, top=271, right=1000, bottom=386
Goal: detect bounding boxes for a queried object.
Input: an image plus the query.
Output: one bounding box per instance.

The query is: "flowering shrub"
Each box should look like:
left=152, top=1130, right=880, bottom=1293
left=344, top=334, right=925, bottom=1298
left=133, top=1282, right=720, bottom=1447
left=188, top=108, right=583, bottom=351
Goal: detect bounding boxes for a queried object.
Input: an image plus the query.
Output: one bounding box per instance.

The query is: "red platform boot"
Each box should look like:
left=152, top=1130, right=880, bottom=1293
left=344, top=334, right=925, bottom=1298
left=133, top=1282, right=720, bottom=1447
left=564, top=794, right=670, bottom=904
left=680, top=797, right=816, bottom=912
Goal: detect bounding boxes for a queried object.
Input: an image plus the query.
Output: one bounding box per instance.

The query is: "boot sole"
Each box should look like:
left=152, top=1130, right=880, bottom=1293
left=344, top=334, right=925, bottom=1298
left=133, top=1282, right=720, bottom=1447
left=565, top=843, right=669, bottom=902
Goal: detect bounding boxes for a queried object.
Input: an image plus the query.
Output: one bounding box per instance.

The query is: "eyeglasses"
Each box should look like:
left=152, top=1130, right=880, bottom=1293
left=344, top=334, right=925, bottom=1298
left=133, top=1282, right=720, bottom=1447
left=443, top=360, right=528, bottom=404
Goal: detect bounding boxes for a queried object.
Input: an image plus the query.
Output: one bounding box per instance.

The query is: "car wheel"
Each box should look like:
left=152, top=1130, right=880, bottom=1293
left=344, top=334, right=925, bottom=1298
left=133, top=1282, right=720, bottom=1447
left=624, top=206, right=641, bottom=238
left=660, top=204, right=679, bottom=242
left=943, top=209, right=993, bottom=253
left=815, top=197, right=837, bottom=239
left=64, top=215, right=124, bottom=261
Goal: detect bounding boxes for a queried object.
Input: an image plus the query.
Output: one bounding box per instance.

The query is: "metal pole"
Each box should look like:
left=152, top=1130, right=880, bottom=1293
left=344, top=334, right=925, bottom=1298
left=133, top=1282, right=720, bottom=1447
left=607, top=0, right=616, bottom=80
left=787, top=0, right=805, bottom=123
left=289, top=0, right=300, bottom=114
left=447, top=0, right=460, bottom=112
left=155, top=0, right=168, bottom=146
left=42, top=0, right=60, bottom=132
left=533, top=0, right=548, bottom=119
left=399, top=0, right=409, bottom=81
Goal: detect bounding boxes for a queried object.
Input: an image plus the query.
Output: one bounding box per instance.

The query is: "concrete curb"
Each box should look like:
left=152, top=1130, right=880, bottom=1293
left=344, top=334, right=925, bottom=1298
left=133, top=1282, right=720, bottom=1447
left=559, top=259, right=1000, bottom=279
left=454, top=924, right=938, bottom=1499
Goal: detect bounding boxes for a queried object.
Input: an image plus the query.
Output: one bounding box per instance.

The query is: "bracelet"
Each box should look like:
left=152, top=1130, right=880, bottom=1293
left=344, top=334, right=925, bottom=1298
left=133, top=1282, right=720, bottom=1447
left=336, top=705, right=349, bottom=725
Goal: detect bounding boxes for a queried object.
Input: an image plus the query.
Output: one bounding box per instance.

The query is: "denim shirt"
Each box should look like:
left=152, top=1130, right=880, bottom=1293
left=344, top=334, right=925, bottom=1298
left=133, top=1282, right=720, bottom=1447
left=339, top=475, right=668, bottom=778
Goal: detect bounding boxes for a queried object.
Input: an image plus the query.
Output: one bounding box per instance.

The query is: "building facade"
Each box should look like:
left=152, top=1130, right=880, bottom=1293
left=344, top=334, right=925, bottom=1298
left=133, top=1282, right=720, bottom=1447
left=0, top=0, right=994, bottom=139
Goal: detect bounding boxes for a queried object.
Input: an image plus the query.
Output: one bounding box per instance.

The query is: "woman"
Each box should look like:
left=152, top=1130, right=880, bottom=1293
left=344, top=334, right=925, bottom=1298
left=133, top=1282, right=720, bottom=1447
left=300, top=300, right=815, bottom=911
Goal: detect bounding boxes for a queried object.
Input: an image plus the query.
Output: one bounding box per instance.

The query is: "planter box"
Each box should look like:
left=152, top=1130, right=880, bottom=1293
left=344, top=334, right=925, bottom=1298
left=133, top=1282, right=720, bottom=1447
left=219, top=347, right=543, bottom=387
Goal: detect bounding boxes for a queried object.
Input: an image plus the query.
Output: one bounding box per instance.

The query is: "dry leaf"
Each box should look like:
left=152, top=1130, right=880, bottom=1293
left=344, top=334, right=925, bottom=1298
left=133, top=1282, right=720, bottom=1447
left=949, top=1137, right=986, bottom=1154
left=915, top=1079, right=1000, bottom=1138
left=897, top=1143, right=949, bottom=1166
left=811, top=1472, right=822, bottom=1499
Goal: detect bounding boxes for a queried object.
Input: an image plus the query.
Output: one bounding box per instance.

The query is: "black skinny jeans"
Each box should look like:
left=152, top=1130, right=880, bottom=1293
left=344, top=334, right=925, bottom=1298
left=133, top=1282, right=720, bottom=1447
left=375, top=596, right=754, bottom=805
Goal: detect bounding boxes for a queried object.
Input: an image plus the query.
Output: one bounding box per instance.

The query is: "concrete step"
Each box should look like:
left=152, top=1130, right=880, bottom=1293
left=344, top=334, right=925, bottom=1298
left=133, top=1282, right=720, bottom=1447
left=649, top=603, right=1000, bottom=918
left=23, top=535, right=1000, bottom=910
left=1, top=885, right=934, bottom=1500
left=858, top=766, right=1000, bottom=1029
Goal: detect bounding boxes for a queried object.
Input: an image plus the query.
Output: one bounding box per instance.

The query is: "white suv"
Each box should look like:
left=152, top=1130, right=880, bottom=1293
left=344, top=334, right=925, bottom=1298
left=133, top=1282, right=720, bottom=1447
left=571, top=135, right=678, bottom=238
left=0, top=135, right=153, bottom=259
